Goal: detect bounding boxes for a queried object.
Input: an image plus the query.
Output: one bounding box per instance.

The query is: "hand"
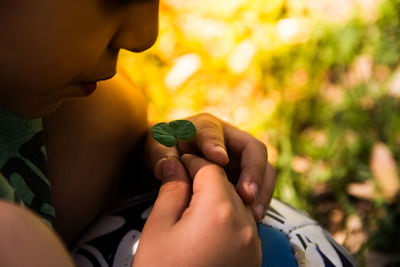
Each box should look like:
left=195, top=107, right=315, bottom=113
left=145, top=113, right=276, bottom=221
left=132, top=154, right=262, bottom=267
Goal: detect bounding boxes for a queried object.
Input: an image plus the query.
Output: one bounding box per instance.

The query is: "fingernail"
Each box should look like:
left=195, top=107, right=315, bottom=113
left=214, top=145, right=228, bottom=157
left=256, top=204, right=265, bottom=222
left=249, top=182, right=258, bottom=201
left=162, top=159, right=176, bottom=178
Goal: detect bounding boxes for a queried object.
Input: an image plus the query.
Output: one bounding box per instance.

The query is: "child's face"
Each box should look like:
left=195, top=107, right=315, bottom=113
left=0, top=0, right=159, bottom=117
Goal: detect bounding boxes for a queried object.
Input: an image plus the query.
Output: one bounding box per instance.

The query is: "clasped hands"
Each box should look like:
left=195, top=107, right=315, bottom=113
left=135, top=113, right=276, bottom=267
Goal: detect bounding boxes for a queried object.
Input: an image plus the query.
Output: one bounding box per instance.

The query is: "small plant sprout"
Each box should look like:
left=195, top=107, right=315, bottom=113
left=151, top=120, right=197, bottom=155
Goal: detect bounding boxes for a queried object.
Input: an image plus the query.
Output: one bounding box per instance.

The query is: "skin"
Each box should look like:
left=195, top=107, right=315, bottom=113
left=146, top=113, right=276, bottom=222
left=44, top=70, right=150, bottom=243
left=0, top=0, right=276, bottom=266
left=0, top=0, right=158, bottom=118
left=0, top=201, right=75, bottom=266
left=133, top=154, right=262, bottom=267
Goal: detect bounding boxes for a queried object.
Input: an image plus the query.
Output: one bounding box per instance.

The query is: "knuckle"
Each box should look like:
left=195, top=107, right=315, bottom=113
left=197, top=112, right=217, bottom=120
left=159, top=180, right=187, bottom=195
left=240, top=225, right=258, bottom=247
left=196, top=114, right=221, bottom=129
left=256, top=140, right=268, bottom=157
left=201, top=121, right=221, bottom=133
left=212, top=202, right=236, bottom=226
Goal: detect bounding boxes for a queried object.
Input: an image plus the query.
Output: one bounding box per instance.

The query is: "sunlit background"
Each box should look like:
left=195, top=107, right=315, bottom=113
left=120, top=0, right=400, bottom=265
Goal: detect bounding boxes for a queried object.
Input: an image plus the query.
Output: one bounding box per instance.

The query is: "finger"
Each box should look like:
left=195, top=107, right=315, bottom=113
left=145, top=130, right=179, bottom=180
left=251, top=162, right=277, bottom=222
left=181, top=154, right=251, bottom=225
left=187, top=114, right=229, bottom=166
left=181, top=154, right=234, bottom=204
left=232, top=136, right=268, bottom=205
left=146, top=157, right=191, bottom=230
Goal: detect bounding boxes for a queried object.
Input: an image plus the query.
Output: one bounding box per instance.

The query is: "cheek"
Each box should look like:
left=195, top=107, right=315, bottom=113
left=3, top=56, right=75, bottom=97
left=2, top=3, right=117, bottom=90
left=3, top=30, right=115, bottom=93
left=1, top=35, right=82, bottom=92
left=0, top=0, right=119, bottom=117
left=0, top=43, right=88, bottom=114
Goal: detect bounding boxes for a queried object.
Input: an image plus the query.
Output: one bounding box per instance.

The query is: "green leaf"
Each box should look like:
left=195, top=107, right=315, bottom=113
left=169, top=120, right=197, bottom=141
left=151, top=122, right=177, bottom=147
left=151, top=120, right=197, bottom=147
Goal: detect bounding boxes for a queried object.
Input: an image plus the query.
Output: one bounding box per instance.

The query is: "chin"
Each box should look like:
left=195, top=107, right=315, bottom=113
left=5, top=100, right=65, bottom=119
left=36, top=101, right=65, bottom=119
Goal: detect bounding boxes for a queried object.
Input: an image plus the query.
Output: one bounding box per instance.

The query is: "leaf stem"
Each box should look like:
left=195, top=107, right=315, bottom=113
left=175, top=143, right=182, bottom=157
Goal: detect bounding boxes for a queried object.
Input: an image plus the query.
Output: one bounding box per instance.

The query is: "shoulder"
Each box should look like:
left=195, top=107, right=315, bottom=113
left=42, top=69, right=150, bottom=243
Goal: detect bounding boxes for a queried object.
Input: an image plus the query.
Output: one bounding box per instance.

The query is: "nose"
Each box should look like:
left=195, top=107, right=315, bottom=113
left=110, top=1, right=159, bottom=53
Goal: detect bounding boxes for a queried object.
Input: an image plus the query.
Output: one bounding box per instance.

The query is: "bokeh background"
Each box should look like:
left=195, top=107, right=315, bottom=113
left=120, top=0, right=400, bottom=265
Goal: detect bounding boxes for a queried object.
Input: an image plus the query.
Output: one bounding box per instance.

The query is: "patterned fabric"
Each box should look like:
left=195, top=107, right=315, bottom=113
left=258, top=224, right=298, bottom=266
left=0, top=106, right=55, bottom=227
left=73, top=193, right=156, bottom=267
left=261, top=198, right=357, bottom=267
left=73, top=196, right=357, bottom=267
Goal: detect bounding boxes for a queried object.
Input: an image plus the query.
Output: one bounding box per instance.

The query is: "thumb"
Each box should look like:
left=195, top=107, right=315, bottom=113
left=145, top=128, right=179, bottom=180
left=181, top=154, right=232, bottom=205
left=146, top=158, right=191, bottom=229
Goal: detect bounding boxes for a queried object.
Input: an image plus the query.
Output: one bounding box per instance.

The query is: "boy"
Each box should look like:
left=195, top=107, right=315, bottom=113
left=0, top=0, right=276, bottom=266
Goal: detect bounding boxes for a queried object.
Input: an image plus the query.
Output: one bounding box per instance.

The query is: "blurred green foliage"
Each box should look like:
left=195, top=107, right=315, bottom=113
left=121, top=0, right=400, bottom=262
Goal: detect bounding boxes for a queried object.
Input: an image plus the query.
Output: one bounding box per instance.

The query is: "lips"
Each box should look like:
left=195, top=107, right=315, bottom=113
left=77, top=70, right=116, bottom=96
left=95, top=72, right=116, bottom=82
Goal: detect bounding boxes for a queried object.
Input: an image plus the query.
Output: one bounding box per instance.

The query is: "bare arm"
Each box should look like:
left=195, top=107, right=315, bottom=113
left=0, top=201, right=75, bottom=266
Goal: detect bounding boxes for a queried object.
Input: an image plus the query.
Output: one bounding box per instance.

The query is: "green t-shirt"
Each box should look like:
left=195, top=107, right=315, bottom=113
left=0, top=106, right=55, bottom=227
